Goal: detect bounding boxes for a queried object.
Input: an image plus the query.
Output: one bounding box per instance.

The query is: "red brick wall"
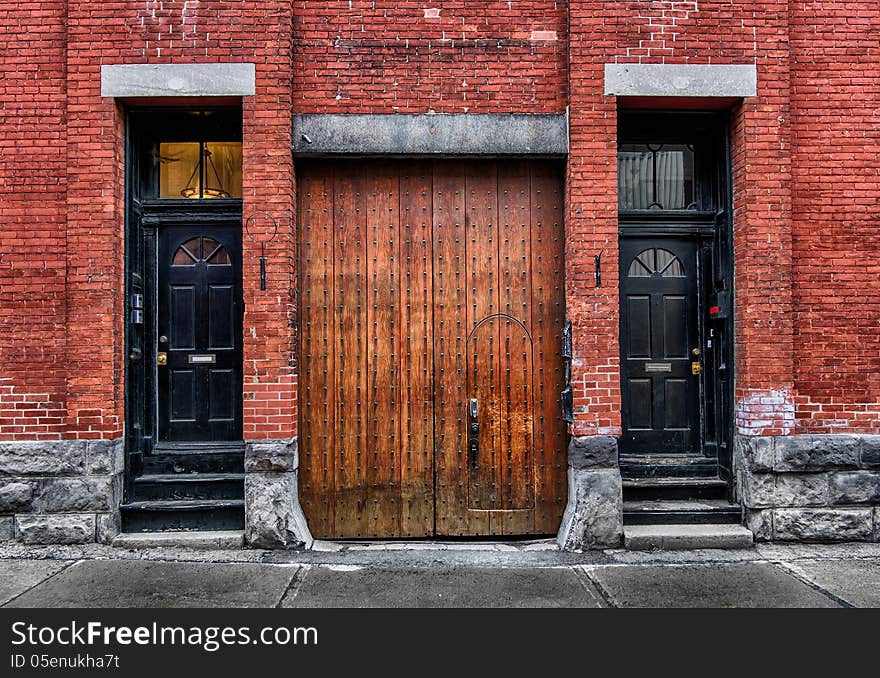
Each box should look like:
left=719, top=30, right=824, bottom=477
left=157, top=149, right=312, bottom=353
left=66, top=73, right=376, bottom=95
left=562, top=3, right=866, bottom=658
left=2, top=1, right=878, bottom=444
left=0, top=2, right=68, bottom=440
left=293, top=1, right=568, bottom=114
left=789, top=0, right=880, bottom=434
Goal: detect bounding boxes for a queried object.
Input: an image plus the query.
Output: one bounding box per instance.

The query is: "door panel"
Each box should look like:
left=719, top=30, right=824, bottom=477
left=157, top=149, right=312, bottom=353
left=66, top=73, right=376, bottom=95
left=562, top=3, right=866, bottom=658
left=157, top=227, right=242, bottom=441
left=620, top=239, right=701, bottom=454
left=298, top=160, right=567, bottom=539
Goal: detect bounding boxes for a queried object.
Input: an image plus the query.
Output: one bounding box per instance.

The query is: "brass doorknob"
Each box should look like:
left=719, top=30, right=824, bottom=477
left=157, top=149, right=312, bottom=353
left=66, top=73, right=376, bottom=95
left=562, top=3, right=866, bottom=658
left=157, top=352, right=168, bottom=366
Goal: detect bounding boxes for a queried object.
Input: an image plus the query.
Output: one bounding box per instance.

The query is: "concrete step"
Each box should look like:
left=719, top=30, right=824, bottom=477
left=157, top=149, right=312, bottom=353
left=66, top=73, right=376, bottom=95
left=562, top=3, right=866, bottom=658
left=120, top=499, right=245, bottom=532
left=131, top=473, right=244, bottom=501
left=623, top=498, right=742, bottom=525
left=624, top=524, right=754, bottom=551
left=623, top=476, right=729, bottom=501
left=113, top=530, right=244, bottom=550
left=620, top=453, right=718, bottom=479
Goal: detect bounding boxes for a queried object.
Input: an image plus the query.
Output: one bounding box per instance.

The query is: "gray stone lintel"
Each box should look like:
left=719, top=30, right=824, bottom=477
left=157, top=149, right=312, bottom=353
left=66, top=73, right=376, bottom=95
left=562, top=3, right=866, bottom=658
left=292, top=113, right=568, bottom=156
left=101, top=63, right=256, bottom=98
left=604, top=63, right=757, bottom=98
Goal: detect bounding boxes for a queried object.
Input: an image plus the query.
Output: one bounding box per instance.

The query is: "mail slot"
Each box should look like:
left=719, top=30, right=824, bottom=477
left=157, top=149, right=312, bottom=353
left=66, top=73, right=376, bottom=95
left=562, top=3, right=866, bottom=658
left=188, top=354, right=216, bottom=364
left=645, top=362, right=672, bottom=372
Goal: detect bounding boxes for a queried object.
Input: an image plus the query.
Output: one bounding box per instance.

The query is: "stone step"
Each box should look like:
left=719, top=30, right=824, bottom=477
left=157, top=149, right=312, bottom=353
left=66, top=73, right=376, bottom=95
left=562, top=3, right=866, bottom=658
left=131, top=473, right=244, bottom=501
left=142, top=450, right=244, bottom=475
left=624, top=524, right=754, bottom=551
left=120, top=499, right=244, bottom=532
left=113, top=530, right=244, bottom=550
left=623, top=476, right=729, bottom=501
left=624, top=498, right=742, bottom=525
left=620, top=453, right=719, bottom=479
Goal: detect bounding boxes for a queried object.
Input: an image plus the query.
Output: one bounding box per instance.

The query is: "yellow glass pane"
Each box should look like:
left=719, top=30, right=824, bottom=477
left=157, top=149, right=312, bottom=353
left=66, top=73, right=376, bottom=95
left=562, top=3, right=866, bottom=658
left=159, top=143, right=201, bottom=199
left=204, top=142, right=243, bottom=199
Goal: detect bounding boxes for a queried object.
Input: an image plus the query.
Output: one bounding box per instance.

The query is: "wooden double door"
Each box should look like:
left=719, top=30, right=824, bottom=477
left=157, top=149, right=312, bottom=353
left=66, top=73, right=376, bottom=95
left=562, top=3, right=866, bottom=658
left=298, top=160, right=567, bottom=538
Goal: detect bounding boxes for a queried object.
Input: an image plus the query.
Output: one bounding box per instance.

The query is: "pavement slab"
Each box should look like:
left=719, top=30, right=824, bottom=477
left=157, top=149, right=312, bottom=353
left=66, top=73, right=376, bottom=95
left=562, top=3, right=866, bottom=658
left=780, top=559, right=880, bottom=608
left=283, top=566, right=605, bottom=608
left=0, top=559, right=72, bottom=606
left=4, top=560, right=300, bottom=608
left=586, top=562, right=842, bottom=608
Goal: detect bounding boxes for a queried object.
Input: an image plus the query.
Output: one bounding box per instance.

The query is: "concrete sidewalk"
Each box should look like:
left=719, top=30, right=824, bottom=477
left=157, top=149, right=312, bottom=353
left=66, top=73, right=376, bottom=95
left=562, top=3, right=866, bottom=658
left=2, top=540, right=880, bottom=608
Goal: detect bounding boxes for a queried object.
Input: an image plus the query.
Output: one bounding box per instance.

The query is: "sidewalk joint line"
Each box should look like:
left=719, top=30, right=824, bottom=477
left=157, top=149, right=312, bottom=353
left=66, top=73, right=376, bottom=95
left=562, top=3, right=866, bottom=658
left=576, top=565, right=618, bottom=608
left=770, top=560, right=855, bottom=609
left=0, top=558, right=80, bottom=608
left=275, top=564, right=310, bottom=608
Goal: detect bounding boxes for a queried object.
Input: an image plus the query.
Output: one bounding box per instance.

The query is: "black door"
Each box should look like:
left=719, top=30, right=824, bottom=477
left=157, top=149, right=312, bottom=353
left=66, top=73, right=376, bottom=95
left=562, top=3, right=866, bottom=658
left=620, top=238, right=701, bottom=455
left=157, top=226, right=243, bottom=441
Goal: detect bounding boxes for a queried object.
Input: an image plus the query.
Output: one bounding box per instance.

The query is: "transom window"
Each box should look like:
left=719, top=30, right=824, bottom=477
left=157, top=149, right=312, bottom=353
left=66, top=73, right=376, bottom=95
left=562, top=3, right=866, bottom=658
left=172, top=237, right=231, bottom=266
left=618, top=143, right=696, bottom=211
left=159, top=141, right=243, bottom=200
left=627, top=248, right=685, bottom=278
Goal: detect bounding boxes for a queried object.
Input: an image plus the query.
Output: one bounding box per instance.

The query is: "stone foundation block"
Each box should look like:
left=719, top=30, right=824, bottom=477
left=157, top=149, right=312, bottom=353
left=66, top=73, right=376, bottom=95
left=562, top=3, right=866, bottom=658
left=0, top=441, right=86, bottom=476
left=568, top=435, right=618, bottom=469
left=32, top=476, right=116, bottom=513
left=875, top=508, right=880, bottom=542
left=245, top=439, right=298, bottom=473
left=16, top=514, right=96, bottom=545
left=245, top=472, right=312, bottom=549
left=773, top=435, right=860, bottom=472
left=773, top=508, right=873, bottom=542
left=86, top=440, right=124, bottom=475
left=0, top=516, right=13, bottom=541
left=829, top=471, right=880, bottom=505
left=861, top=437, right=880, bottom=468
left=0, top=481, right=35, bottom=512
left=745, top=509, right=773, bottom=541
left=737, top=435, right=775, bottom=472
left=741, top=472, right=776, bottom=509
left=557, top=465, right=623, bottom=551
left=96, top=512, right=121, bottom=545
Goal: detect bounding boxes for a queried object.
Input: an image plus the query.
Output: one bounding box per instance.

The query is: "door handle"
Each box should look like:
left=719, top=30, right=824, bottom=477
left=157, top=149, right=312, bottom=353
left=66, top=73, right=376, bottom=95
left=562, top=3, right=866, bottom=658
left=157, top=352, right=167, bottom=366
left=691, top=361, right=702, bottom=375
left=468, top=397, right=479, bottom=466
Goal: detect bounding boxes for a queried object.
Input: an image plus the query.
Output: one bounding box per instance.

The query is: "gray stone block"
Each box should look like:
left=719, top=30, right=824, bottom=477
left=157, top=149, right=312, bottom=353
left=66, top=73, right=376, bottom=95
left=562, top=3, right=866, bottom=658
left=16, top=514, right=96, bottom=545
left=32, top=476, right=116, bottom=512
left=0, top=441, right=86, bottom=476
left=293, top=113, right=568, bottom=156
left=745, top=509, right=773, bottom=541
left=568, top=436, right=618, bottom=470
left=875, top=508, right=880, bottom=542
left=773, top=508, right=873, bottom=542
left=775, top=474, right=830, bottom=507
left=604, top=63, right=758, bottom=98
left=556, top=468, right=622, bottom=551
left=0, top=516, right=13, bottom=540
left=87, top=439, right=123, bottom=475
left=0, top=481, right=35, bottom=512
left=740, top=472, right=776, bottom=509
left=101, top=63, right=256, bottom=98
left=773, top=435, right=861, bottom=472
left=736, top=435, right=774, bottom=472
left=829, top=471, right=880, bottom=505
left=245, top=472, right=313, bottom=549
left=862, top=436, right=880, bottom=468
left=96, top=512, right=120, bottom=545
left=245, top=439, right=298, bottom=473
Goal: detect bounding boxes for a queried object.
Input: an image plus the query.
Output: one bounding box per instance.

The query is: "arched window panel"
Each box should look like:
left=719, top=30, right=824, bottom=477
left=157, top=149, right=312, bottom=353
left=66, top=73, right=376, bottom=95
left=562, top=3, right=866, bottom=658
left=172, top=237, right=231, bottom=267
left=627, top=248, right=685, bottom=278
left=618, top=143, right=696, bottom=211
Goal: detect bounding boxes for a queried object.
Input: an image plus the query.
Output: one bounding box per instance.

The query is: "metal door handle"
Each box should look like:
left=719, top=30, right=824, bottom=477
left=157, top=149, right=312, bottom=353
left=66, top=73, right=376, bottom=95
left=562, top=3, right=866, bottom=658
left=157, top=352, right=167, bottom=366
left=691, top=361, right=702, bottom=375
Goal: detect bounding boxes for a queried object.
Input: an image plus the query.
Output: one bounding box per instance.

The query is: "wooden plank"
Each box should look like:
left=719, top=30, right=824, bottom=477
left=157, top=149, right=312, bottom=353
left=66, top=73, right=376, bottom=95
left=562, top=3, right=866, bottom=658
left=494, top=161, right=536, bottom=534
left=297, top=165, right=335, bottom=537
left=364, top=163, right=401, bottom=537
left=432, top=161, right=489, bottom=536
left=332, top=165, right=369, bottom=538
left=529, top=162, right=568, bottom=534
left=398, top=163, right=435, bottom=537
left=465, top=163, right=502, bottom=512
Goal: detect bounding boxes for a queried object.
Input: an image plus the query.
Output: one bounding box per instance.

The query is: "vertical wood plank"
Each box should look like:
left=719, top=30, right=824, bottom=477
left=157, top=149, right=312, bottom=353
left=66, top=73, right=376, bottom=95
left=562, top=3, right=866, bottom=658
left=530, top=162, right=568, bottom=534
left=495, top=161, right=536, bottom=534
left=297, top=165, right=335, bottom=538
left=365, top=163, right=401, bottom=537
left=332, top=165, right=369, bottom=538
left=399, top=163, right=435, bottom=537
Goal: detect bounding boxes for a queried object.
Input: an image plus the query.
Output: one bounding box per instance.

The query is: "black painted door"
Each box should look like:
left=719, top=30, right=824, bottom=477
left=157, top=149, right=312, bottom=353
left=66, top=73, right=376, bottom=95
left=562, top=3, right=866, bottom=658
left=157, top=226, right=243, bottom=441
left=619, top=238, right=701, bottom=455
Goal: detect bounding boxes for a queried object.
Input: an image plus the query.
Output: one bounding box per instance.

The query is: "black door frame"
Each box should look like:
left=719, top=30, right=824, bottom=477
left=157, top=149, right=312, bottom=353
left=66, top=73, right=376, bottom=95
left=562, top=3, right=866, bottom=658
left=616, top=111, right=735, bottom=487
left=124, top=108, right=243, bottom=501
